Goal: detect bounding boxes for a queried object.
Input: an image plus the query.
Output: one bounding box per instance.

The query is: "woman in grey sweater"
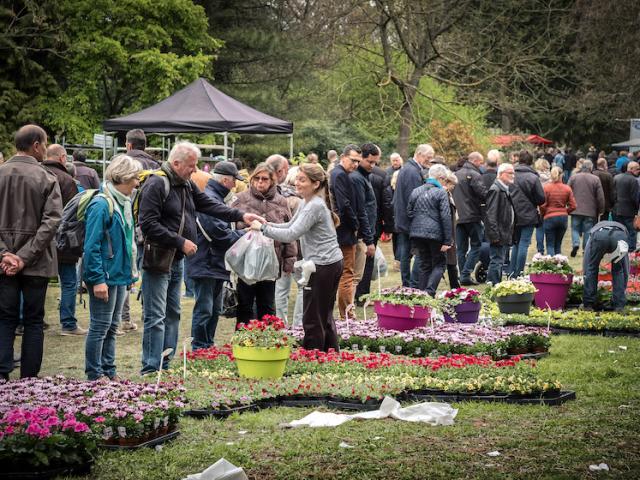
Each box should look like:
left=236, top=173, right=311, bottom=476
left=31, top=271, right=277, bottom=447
left=251, top=163, right=343, bottom=351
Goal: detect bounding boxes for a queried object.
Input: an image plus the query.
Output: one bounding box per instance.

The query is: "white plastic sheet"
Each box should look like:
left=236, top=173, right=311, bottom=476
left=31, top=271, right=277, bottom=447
left=182, top=458, right=248, bottom=480
left=224, top=231, right=279, bottom=285
left=286, top=396, right=457, bottom=428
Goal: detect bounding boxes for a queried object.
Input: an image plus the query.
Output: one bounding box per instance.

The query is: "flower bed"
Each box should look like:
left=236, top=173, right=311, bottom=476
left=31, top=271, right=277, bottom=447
left=181, top=346, right=567, bottom=413
left=0, top=376, right=187, bottom=447
left=284, top=320, right=550, bottom=357
left=500, top=308, right=640, bottom=335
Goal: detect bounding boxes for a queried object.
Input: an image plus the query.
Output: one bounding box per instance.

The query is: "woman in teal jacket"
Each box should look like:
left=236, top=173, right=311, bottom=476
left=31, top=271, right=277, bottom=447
left=83, top=155, right=141, bottom=380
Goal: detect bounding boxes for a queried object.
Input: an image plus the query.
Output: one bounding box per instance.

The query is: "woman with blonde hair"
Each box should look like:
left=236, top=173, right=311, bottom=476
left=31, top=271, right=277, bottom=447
left=540, top=166, right=577, bottom=255
left=84, top=154, right=142, bottom=380
left=251, top=163, right=343, bottom=351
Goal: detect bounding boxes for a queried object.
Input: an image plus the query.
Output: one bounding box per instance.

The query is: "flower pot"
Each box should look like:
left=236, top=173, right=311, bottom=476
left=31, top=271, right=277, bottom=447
left=529, top=273, right=573, bottom=310
left=496, top=292, right=534, bottom=315
left=443, top=302, right=481, bottom=323
left=506, top=347, right=529, bottom=355
left=374, top=301, right=430, bottom=331
left=232, top=345, right=291, bottom=379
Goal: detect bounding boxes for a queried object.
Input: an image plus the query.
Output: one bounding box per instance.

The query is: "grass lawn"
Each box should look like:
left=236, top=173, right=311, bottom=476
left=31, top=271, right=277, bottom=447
left=13, top=238, right=640, bottom=479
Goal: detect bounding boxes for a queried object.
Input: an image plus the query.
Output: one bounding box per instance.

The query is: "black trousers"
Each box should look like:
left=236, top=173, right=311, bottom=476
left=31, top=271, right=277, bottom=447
left=447, top=263, right=460, bottom=289
left=236, top=278, right=276, bottom=326
left=412, top=238, right=446, bottom=296
left=302, top=259, right=343, bottom=352
left=355, top=239, right=378, bottom=301
left=0, top=274, right=49, bottom=379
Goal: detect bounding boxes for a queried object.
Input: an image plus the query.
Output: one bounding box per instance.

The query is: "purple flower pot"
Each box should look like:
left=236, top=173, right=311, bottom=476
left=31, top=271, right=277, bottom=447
left=529, top=273, right=573, bottom=310
left=374, top=302, right=430, bottom=331
left=443, top=302, right=481, bottom=324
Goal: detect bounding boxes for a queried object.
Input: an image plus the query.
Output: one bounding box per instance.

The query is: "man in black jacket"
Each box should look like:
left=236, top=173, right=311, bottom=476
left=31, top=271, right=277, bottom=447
left=330, top=145, right=362, bottom=319
left=126, top=129, right=159, bottom=170
left=452, top=151, right=487, bottom=285
left=485, top=164, right=516, bottom=285
left=138, top=142, right=264, bottom=374
left=593, top=158, right=614, bottom=222
left=612, top=161, right=640, bottom=251
left=508, top=151, right=545, bottom=278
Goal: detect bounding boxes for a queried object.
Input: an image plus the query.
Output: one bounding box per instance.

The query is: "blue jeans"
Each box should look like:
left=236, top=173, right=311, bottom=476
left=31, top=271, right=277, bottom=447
left=58, top=262, right=78, bottom=331
left=191, top=278, right=224, bottom=350
left=509, top=225, right=535, bottom=278
left=571, top=215, right=595, bottom=250
left=535, top=225, right=545, bottom=254
left=85, top=284, right=126, bottom=380
left=141, top=260, right=183, bottom=374
left=583, top=227, right=628, bottom=310
left=412, top=238, right=446, bottom=296
left=182, top=259, right=195, bottom=297
left=456, top=222, right=483, bottom=279
left=488, top=244, right=508, bottom=285
left=613, top=215, right=637, bottom=251
left=544, top=216, right=568, bottom=256
left=396, top=232, right=421, bottom=288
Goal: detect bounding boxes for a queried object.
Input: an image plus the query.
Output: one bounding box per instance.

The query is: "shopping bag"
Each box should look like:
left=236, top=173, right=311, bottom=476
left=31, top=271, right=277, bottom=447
left=371, top=246, right=388, bottom=280
left=224, top=231, right=279, bottom=285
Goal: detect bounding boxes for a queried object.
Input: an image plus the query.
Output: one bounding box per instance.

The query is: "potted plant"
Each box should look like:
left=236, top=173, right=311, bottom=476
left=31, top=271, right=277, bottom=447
left=438, top=288, right=482, bottom=323
left=526, top=254, right=574, bottom=310
left=526, top=333, right=550, bottom=353
left=492, top=279, right=537, bottom=314
left=231, top=315, right=293, bottom=379
left=362, top=287, right=436, bottom=331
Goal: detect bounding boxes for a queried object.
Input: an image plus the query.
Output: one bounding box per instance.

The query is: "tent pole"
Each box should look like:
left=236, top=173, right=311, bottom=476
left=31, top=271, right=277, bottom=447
left=223, top=132, right=228, bottom=160
left=102, top=131, right=107, bottom=183
left=289, top=134, right=293, bottom=161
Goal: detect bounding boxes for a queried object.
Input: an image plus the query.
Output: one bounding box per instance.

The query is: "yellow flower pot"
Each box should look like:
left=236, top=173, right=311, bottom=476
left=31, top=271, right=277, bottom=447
left=232, top=345, right=291, bottom=379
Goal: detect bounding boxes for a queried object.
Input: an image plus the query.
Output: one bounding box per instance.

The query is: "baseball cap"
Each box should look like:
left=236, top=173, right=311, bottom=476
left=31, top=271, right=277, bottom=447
left=213, top=161, right=244, bottom=180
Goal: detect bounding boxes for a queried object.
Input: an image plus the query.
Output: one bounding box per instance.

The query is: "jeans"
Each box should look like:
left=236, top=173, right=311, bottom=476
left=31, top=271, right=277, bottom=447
left=396, top=232, right=421, bottom=288
left=182, top=259, right=195, bottom=297
left=544, top=216, right=568, bottom=256
left=141, top=259, right=183, bottom=374
left=58, top=262, right=78, bottom=331
left=613, top=215, right=637, bottom=251
left=583, top=227, right=629, bottom=309
left=412, top=238, right=446, bottom=296
left=571, top=215, right=595, bottom=250
left=0, top=275, right=48, bottom=379
left=236, top=279, right=276, bottom=325
left=535, top=225, right=545, bottom=254
left=191, top=278, right=224, bottom=350
left=456, top=222, right=483, bottom=279
left=488, top=245, right=508, bottom=285
left=85, top=284, right=126, bottom=380
left=509, top=225, right=535, bottom=278
left=275, top=273, right=303, bottom=326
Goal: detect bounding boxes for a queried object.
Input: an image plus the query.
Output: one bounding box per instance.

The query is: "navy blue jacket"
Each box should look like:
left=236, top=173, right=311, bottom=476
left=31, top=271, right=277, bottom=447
left=393, top=159, right=425, bottom=233
left=350, top=166, right=376, bottom=245
left=510, top=164, right=545, bottom=226
left=407, top=182, right=452, bottom=244
left=330, top=164, right=359, bottom=246
left=186, top=179, right=244, bottom=280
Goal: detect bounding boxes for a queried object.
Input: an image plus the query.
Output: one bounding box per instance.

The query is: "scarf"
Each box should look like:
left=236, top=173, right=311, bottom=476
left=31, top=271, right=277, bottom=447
left=161, top=161, right=187, bottom=186
left=105, top=182, right=138, bottom=280
left=426, top=178, right=443, bottom=188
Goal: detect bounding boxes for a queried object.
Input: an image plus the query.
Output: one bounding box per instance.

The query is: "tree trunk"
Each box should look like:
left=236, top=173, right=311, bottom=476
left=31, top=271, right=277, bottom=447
left=396, top=68, right=423, bottom=159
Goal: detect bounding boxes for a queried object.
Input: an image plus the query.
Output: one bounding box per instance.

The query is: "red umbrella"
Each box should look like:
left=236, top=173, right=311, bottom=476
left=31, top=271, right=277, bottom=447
left=526, top=134, right=553, bottom=145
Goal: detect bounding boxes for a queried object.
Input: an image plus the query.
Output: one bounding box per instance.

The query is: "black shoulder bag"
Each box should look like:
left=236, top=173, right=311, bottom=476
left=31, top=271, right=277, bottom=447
left=142, top=190, right=186, bottom=274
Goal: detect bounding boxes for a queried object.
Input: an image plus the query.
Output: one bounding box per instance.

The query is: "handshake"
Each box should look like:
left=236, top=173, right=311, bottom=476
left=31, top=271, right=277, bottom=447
left=1, top=253, right=24, bottom=276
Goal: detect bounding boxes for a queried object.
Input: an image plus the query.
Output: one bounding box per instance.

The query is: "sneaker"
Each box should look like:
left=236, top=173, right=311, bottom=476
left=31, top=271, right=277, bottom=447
left=460, top=278, right=479, bottom=286
left=15, top=325, right=24, bottom=336
left=43, top=321, right=50, bottom=330
left=121, top=321, right=138, bottom=331
left=115, top=329, right=125, bottom=337
left=60, top=327, right=87, bottom=336
left=570, top=246, right=578, bottom=257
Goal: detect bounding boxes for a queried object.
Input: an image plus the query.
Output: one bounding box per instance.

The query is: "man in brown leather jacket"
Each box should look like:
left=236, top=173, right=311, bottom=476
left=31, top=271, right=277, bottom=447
left=0, top=125, right=63, bottom=380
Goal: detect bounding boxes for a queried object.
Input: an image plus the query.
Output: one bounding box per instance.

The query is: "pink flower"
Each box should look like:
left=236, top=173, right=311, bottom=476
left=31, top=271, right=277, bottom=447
left=73, top=422, right=90, bottom=433
left=45, top=416, right=60, bottom=427
left=94, top=416, right=106, bottom=423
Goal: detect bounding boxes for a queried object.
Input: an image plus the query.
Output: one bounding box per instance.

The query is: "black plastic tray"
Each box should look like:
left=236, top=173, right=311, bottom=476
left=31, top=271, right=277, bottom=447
left=326, top=399, right=383, bottom=411
left=184, top=404, right=257, bottom=419
left=410, top=390, right=575, bottom=406
left=1, top=460, right=93, bottom=479
left=505, top=390, right=576, bottom=406
left=100, top=430, right=180, bottom=450
left=279, top=396, right=330, bottom=408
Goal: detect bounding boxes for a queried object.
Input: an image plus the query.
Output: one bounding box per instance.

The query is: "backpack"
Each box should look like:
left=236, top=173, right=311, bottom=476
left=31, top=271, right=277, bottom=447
left=56, top=190, right=114, bottom=257
left=132, top=170, right=171, bottom=244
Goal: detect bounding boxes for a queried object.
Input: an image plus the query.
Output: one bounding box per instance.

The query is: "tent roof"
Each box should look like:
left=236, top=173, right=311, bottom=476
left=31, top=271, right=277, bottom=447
left=491, top=134, right=554, bottom=147
left=525, top=134, right=553, bottom=145
left=103, top=78, right=293, bottom=134
left=612, top=138, right=640, bottom=148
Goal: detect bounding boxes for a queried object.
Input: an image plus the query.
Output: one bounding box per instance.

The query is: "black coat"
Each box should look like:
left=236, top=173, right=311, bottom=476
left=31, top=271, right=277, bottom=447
left=481, top=168, right=497, bottom=192
left=407, top=182, right=452, bottom=244
left=451, top=161, right=487, bottom=224
left=592, top=169, right=614, bottom=213
left=485, top=181, right=515, bottom=246
left=127, top=149, right=160, bottom=170
left=138, top=164, right=244, bottom=260
left=330, top=164, right=359, bottom=246
left=350, top=167, right=376, bottom=245
left=612, top=172, right=640, bottom=217
left=371, top=165, right=393, bottom=239
left=393, top=159, right=425, bottom=233
left=510, top=164, right=545, bottom=226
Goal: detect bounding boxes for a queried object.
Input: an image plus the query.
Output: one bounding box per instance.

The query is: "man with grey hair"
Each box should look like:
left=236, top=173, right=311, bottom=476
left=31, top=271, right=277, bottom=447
left=386, top=152, right=403, bottom=176
left=406, top=163, right=452, bottom=295
left=568, top=159, right=605, bottom=256
left=138, top=141, right=266, bottom=374
left=393, top=144, right=434, bottom=287
left=186, top=161, right=245, bottom=351
left=452, top=151, right=487, bottom=285
left=612, top=161, right=640, bottom=251
left=43, top=144, right=84, bottom=335
left=482, top=149, right=502, bottom=191
left=485, top=163, right=515, bottom=285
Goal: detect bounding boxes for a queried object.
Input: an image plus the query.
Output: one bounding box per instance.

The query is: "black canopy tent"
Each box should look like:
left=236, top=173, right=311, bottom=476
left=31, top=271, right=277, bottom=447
left=101, top=77, right=294, bottom=168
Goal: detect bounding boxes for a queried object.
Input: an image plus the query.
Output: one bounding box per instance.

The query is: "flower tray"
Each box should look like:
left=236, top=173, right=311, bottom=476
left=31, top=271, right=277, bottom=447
left=100, top=430, right=180, bottom=450
left=0, top=460, right=93, bottom=479
left=279, top=395, right=331, bottom=408
left=409, top=389, right=576, bottom=406
left=505, top=390, right=576, bottom=406
left=506, top=351, right=550, bottom=361
left=184, top=404, right=257, bottom=419
left=327, top=397, right=384, bottom=411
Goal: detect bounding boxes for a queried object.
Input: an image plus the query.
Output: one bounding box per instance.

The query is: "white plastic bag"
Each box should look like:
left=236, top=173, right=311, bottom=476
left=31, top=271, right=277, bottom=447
left=224, top=231, right=279, bottom=285
left=371, top=246, right=388, bottom=280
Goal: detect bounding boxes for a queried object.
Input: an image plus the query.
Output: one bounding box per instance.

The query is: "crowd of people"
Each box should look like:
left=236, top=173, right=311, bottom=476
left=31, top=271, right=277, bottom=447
left=0, top=124, right=637, bottom=381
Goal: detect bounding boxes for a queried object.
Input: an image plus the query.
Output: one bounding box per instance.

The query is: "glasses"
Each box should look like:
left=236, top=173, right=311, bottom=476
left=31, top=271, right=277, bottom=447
left=253, top=176, right=271, bottom=182
left=348, top=157, right=361, bottom=164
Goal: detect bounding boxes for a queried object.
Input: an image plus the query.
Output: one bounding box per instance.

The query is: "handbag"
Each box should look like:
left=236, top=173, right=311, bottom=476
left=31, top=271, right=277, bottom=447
left=634, top=215, right=640, bottom=231
left=142, top=190, right=186, bottom=274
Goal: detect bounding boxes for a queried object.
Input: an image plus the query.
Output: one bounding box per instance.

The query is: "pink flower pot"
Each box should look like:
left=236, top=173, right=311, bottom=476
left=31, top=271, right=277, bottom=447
left=529, top=273, right=573, bottom=310
left=443, top=302, right=481, bottom=323
left=374, top=302, right=430, bottom=331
